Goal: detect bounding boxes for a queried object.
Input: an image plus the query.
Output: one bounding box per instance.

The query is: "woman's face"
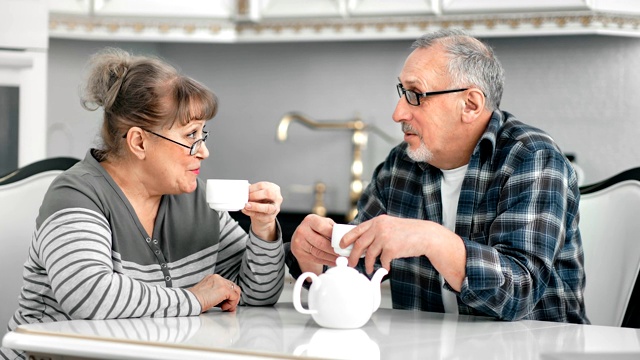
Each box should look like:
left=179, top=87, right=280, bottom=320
left=145, top=119, right=209, bottom=195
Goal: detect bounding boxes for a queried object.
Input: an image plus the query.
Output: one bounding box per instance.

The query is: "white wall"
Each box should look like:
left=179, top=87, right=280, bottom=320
left=47, top=35, right=640, bottom=214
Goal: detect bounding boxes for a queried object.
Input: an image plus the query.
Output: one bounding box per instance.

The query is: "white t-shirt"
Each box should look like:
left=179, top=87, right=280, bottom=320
left=439, top=164, right=468, bottom=314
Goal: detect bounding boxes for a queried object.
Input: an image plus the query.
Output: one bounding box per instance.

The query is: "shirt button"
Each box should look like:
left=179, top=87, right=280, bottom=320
left=145, top=237, right=151, bottom=243
left=165, top=276, right=171, bottom=281
left=155, top=250, right=161, bottom=255
left=161, top=263, right=167, bottom=268
left=153, top=239, right=158, bottom=245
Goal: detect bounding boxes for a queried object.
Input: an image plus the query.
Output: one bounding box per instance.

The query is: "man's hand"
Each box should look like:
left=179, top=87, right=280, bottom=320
left=341, top=215, right=466, bottom=291
left=290, top=214, right=338, bottom=274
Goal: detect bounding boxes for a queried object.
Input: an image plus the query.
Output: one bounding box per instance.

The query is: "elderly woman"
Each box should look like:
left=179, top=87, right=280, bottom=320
left=2, top=48, right=284, bottom=360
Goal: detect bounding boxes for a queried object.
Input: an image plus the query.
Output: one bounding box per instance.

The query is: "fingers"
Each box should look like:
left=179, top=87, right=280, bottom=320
left=291, top=215, right=338, bottom=267
left=342, top=217, right=392, bottom=274
left=188, top=274, right=241, bottom=313
left=307, top=238, right=339, bottom=264
left=248, top=182, right=283, bottom=209
left=219, top=281, right=241, bottom=312
left=242, top=202, right=278, bottom=216
left=243, top=182, right=282, bottom=240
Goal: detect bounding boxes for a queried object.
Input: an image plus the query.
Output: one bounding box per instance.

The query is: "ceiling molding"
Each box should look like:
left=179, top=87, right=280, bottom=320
left=49, top=11, right=640, bottom=43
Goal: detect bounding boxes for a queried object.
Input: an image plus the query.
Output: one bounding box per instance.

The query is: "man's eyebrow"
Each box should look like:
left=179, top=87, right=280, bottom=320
left=398, top=77, right=420, bottom=86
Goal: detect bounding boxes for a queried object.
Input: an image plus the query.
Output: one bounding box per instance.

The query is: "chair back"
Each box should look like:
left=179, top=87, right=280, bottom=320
left=0, top=157, right=78, bottom=332
left=579, top=168, right=640, bottom=327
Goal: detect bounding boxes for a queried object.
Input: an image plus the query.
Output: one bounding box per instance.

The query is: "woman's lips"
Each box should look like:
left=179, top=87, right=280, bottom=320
left=191, top=168, right=200, bottom=175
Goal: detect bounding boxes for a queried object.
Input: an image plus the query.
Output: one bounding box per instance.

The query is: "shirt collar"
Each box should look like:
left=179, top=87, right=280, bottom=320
left=474, top=109, right=504, bottom=166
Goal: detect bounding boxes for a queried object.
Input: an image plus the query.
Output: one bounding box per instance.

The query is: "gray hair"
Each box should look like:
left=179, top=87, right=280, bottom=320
left=412, top=29, right=504, bottom=111
left=81, top=47, right=218, bottom=160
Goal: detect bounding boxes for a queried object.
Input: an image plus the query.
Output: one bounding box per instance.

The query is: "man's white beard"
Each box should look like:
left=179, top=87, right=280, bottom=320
left=402, top=122, right=433, bottom=163
left=406, top=141, right=433, bottom=163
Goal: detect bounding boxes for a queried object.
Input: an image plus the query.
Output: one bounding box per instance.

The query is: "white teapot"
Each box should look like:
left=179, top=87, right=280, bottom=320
left=293, top=256, right=388, bottom=329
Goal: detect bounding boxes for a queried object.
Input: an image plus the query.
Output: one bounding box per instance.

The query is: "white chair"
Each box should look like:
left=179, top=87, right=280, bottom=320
left=579, top=168, right=640, bottom=327
left=0, top=157, right=78, bottom=333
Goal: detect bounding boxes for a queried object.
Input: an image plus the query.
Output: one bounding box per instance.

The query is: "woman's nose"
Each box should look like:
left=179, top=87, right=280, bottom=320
left=197, top=141, right=210, bottom=159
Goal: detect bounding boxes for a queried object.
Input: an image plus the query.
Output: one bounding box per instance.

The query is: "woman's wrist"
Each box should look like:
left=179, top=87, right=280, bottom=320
left=250, top=222, right=277, bottom=241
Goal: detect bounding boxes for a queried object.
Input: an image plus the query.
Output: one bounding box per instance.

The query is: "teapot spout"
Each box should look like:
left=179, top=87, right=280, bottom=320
left=370, top=267, right=388, bottom=311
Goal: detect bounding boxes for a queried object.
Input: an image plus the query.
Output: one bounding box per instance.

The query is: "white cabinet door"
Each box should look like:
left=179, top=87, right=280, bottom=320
left=442, top=0, right=592, bottom=13
left=47, top=0, right=90, bottom=14
left=348, top=0, right=439, bottom=16
left=592, top=0, right=640, bottom=14
left=0, top=0, right=48, bottom=50
left=93, top=0, right=235, bottom=19
left=259, top=0, right=346, bottom=19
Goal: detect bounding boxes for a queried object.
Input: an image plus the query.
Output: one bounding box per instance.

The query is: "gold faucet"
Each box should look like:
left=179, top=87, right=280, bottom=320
left=276, top=112, right=395, bottom=222
left=312, top=182, right=327, bottom=217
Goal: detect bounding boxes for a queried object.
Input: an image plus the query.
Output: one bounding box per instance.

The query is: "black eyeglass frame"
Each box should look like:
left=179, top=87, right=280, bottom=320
left=396, top=83, right=469, bottom=106
left=122, top=128, right=209, bottom=156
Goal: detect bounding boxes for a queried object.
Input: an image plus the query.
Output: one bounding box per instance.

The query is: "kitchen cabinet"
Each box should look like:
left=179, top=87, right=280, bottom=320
left=48, top=0, right=234, bottom=18
left=1, top=0, right=48, bottom=50
left=442, top=0, right=592, bottom=14
left=47, top=0, right=90, bottom=15
left=48, top=0, right=640, bottom=42
left=348, top=0, right=439, bottom=17
left=257, top=0, right=439, bottom=18
left=259, top=0, right=346, bottom=19
left=0, top=0, right=48, bottom=167
left=92, top=0, right=234, bottom=19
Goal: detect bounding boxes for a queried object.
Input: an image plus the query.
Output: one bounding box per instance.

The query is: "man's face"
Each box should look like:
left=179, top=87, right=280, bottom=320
left=393, top=45, right=466, bottom=169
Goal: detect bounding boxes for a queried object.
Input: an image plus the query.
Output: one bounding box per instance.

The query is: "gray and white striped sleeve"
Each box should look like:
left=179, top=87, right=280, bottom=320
left=37, top=208, right=202, bottom=320
left=215, top=212, right=284, bottom=306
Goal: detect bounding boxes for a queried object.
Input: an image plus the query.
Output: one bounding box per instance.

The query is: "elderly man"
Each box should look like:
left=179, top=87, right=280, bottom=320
left=286, top=29, right=588, bottom=324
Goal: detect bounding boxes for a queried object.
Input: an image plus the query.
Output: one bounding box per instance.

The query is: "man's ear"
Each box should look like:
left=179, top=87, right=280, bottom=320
left=461, top=89, right=486, bottom=123
left=124, top=127, right=147, bottom=160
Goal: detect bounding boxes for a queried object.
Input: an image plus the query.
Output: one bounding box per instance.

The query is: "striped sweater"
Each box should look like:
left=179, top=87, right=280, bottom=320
left=1, top=150, right=284, bottom=359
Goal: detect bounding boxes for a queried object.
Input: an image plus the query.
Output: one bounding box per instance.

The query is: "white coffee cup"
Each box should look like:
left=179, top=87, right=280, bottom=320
left=206, top=179, right=249, bottom=212
left=331, top=224, right=359, bottom=257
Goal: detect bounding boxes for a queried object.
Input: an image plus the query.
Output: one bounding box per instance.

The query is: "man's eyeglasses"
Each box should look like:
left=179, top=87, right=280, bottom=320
left=142, top=129, right=209, bottom=156
left=396, top=83, right=468, bottom=106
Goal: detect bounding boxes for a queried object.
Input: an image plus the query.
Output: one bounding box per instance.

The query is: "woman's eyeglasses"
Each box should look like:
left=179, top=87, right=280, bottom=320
left=122, top=129, right=209, bottom=156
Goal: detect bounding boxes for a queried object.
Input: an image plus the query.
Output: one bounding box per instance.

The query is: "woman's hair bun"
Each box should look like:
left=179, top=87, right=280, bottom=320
left=80, top=47, right=132, bottom=113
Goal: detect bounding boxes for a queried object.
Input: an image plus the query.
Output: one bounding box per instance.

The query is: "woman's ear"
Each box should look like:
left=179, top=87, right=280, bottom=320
left=124, top=127, right=147, bottom=160
left=461, top=89, right=486, bottom=123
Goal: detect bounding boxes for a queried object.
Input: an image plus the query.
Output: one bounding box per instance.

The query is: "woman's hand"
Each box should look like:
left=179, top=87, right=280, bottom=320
left=188, top=274, right=241, bottom=312
left=242, top=181, right=282, bottom=241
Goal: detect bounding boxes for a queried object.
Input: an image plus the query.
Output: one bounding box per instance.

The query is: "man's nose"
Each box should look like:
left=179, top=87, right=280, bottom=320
left=392, top=98, right=411, bottom=124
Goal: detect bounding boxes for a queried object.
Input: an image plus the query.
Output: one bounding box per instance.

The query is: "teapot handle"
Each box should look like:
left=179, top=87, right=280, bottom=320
left=293, top=272, right=319, bottom=315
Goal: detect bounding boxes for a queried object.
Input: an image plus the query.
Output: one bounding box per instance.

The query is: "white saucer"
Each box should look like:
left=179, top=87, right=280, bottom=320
left=208, top=202, right=246, bottom=212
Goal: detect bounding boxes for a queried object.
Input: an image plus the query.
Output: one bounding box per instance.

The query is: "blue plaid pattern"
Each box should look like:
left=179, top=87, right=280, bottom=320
left=353, top=110, right=588, bottom=323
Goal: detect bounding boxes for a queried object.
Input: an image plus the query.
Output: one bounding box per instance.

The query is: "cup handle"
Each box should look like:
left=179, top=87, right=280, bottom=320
left=293, top=272, right=319, bottom=315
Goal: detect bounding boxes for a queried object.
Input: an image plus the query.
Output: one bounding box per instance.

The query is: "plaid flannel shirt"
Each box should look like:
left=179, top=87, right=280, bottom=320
left=352, top=110, right=588, bottom=324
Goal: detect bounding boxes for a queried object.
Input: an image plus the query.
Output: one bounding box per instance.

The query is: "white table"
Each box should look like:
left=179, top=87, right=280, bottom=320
left=3, top=302, right=640, bottom=360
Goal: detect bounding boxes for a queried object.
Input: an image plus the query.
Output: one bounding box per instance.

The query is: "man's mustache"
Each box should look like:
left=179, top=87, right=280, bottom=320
left=402, top=123, right=420, bottom=137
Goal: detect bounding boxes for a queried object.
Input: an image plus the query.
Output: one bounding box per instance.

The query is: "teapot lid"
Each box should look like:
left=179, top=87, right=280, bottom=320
left=325, top=256, right=360, bottom=276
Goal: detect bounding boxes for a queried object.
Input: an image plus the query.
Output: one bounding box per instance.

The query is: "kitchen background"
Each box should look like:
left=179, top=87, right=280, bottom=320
left=4, top=1, right=640, bottom=217
left=45, top=35, right=640, bottom=215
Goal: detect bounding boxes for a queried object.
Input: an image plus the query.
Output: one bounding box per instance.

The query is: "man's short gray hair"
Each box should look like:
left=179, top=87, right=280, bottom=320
left=412, top=29, right=504, bottom=111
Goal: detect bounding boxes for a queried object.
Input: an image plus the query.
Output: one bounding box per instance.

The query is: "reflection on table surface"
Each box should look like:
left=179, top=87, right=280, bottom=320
left=8, top=303, right=640, bottom=360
